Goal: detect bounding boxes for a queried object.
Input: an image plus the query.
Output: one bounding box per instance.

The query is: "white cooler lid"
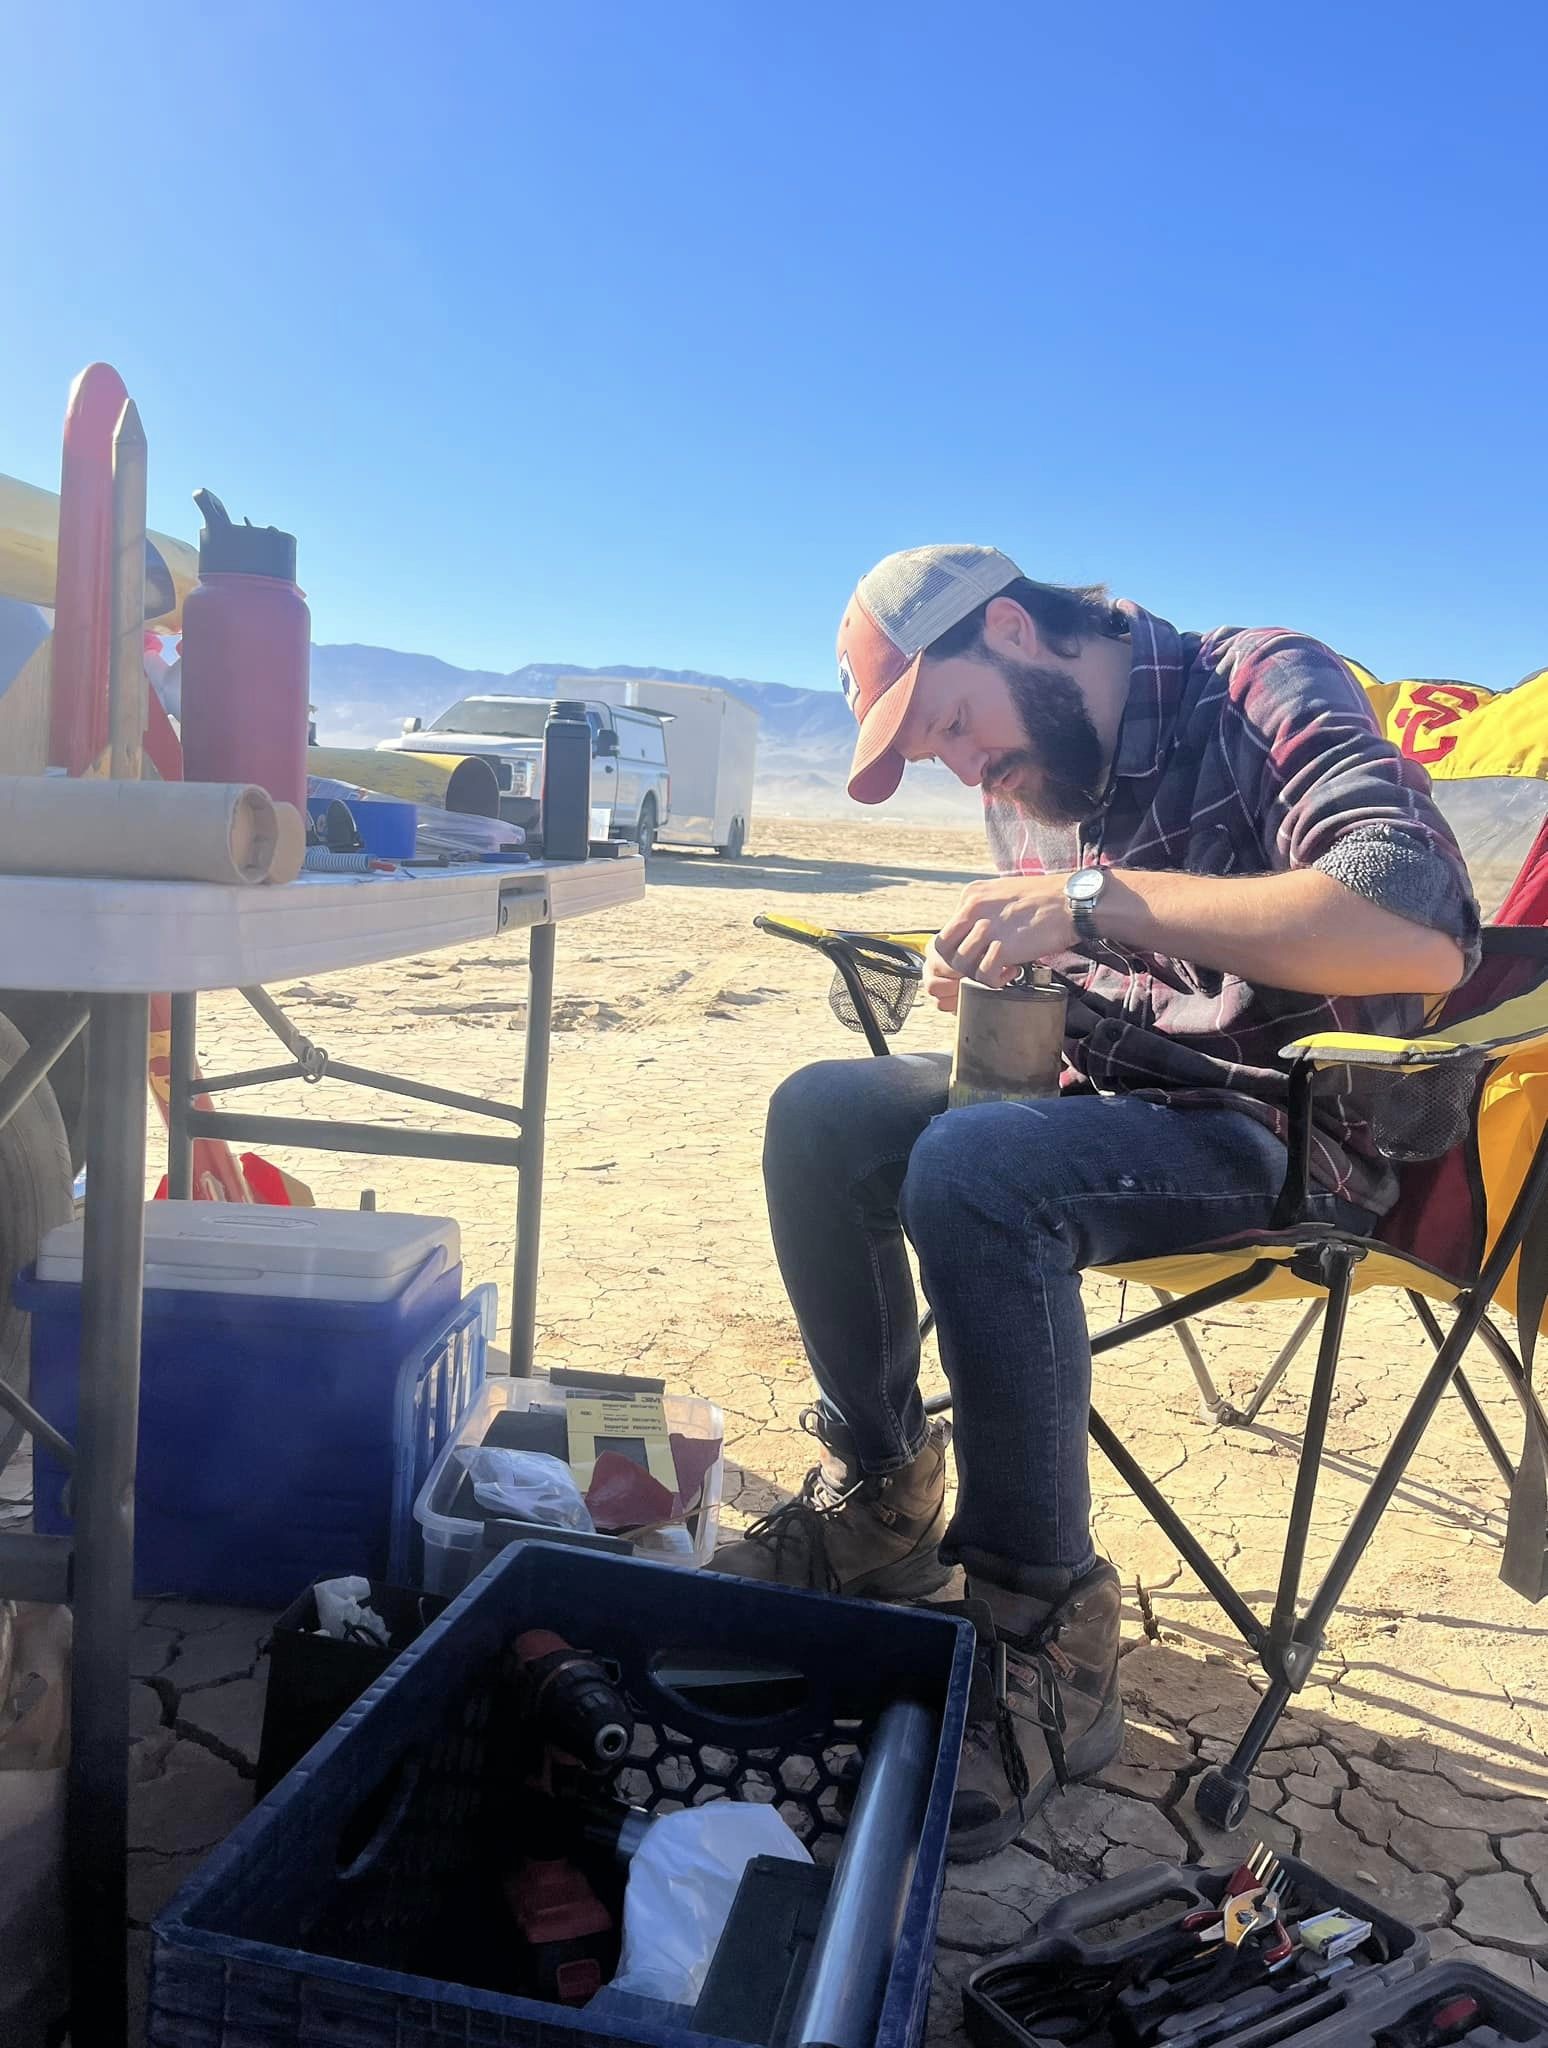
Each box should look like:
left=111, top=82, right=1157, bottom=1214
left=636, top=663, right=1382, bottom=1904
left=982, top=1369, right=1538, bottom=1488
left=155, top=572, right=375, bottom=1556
left=36, top=1202, right=460, bottom=1301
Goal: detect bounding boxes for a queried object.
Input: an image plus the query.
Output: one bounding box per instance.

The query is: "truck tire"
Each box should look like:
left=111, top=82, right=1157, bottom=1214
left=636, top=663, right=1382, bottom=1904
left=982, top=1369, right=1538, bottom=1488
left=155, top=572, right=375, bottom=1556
left=718, top=817, right=746, bottom=860
left=635, top=799, right=658, bottom=860
left=0, top=1014, right=74, bottom=1467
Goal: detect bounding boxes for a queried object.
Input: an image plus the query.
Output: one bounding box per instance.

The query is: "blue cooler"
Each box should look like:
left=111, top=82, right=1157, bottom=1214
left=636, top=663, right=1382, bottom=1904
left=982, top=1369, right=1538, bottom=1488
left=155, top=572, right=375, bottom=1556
left=21, top=1203, right=468, bottom=1606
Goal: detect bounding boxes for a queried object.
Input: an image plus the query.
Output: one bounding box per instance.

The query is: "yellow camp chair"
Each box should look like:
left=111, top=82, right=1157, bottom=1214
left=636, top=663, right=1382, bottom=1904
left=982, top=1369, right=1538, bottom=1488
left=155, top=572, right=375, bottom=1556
left=755, top=895, right=1548, bottom=1831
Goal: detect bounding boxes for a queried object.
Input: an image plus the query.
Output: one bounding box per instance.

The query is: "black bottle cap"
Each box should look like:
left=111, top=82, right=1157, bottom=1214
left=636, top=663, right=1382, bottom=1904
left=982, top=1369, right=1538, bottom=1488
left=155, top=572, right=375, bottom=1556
left=194, top=488, right=298, bottom=581
left=549, top=699, right=589, bottom=722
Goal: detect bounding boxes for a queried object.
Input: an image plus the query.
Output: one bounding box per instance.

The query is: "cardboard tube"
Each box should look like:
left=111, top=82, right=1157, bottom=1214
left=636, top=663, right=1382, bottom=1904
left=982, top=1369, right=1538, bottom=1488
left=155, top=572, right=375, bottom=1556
left=949, top=978, right=1067, bottom=1108
left=0, top=777, right=279, bottom=885
left=266, top=801, right=306, bottom=884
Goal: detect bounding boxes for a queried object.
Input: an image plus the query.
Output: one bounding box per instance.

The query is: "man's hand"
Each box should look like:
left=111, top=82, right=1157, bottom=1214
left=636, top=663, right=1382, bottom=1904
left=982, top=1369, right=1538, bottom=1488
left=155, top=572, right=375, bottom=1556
left=936, top=875, right=1076, bottom=989
left=923, top=938, right=963, bottom=1013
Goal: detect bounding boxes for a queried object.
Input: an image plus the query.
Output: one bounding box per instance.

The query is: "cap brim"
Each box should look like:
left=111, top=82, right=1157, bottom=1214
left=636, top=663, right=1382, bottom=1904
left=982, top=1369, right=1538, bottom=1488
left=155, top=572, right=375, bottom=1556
left=846, top=653, right=921, bottom=804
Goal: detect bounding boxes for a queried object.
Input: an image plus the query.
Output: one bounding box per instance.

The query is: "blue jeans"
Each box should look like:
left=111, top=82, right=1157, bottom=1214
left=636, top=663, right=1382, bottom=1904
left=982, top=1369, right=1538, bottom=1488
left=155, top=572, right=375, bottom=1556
left=763, top=1054, right=1370, bottom=1583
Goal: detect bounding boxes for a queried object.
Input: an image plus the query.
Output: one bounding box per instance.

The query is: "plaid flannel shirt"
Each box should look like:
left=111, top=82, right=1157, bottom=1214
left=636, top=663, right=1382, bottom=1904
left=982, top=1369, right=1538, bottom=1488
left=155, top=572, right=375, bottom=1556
left=984, top=602, right=1482, bottom=1213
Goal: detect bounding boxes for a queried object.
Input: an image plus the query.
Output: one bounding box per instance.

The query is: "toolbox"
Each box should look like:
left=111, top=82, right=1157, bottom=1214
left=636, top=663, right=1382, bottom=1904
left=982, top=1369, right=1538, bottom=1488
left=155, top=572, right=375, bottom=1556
left=965, top=1856, right=1430, bottom=2048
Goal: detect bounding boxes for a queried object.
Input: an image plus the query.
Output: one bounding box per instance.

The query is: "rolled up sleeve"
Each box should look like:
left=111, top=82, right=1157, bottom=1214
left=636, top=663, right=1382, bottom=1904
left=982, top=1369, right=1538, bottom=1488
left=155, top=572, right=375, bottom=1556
left=1229, top=631, right=1481, bottom=972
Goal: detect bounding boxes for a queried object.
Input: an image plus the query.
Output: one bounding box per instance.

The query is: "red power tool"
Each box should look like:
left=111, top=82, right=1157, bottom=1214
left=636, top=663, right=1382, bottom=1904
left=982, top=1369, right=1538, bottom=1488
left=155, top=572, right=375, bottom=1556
left=502, top=1630, right=635, bottom=2005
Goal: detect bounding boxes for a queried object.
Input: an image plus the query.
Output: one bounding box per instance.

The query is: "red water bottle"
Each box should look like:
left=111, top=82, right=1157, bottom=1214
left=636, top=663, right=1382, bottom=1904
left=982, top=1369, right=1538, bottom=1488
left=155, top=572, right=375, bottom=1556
left=179, top=489, right=310, bottom=812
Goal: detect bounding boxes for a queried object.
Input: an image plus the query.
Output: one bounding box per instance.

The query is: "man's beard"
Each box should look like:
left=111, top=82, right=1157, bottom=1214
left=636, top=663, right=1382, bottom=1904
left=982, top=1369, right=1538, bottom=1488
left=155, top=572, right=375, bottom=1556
left=980, top=655, right=1106, bottom=827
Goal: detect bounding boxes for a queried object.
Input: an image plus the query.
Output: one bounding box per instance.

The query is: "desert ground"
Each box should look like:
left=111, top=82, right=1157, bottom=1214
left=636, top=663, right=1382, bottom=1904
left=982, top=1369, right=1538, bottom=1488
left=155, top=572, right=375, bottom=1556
left=18, top=816, right=1542, bottom=2032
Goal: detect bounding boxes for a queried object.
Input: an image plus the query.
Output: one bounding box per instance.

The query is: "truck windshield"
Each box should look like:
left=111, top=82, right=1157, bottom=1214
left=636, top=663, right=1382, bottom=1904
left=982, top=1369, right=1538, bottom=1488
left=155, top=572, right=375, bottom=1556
left=429, top=698, right=550, bottom=739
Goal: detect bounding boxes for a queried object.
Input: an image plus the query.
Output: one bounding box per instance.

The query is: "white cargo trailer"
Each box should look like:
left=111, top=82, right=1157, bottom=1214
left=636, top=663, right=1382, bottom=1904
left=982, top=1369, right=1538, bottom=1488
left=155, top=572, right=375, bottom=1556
left=586, top=678, right=758, bottom=857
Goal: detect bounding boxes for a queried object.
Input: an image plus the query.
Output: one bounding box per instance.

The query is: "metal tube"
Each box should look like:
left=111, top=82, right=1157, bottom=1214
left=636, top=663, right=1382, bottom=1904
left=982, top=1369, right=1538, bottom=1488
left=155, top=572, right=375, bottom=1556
left=241, top=982, right=314, bottom=1062
left=0, top=1374, right=76, bottom=1466
left=1301, top=1127, right=1548, bottom=1640
left=166, top=992, right=195, bottom=1199
left=1239, top=1302, right=1325, bottom=1425
left=195, top=1060, right=307, bottom=1096
left=303, top=1058, right=525, bottom=1126
left=1151, top=1289, right=1229, bottom=1417
left=184, top=1109, right=521, bottom=1168
left=512, top=923, right=555, bottom=1377
left=1089, top=1407, right=1263, bottom=1647
left=108, top=400, right=148, bottom=784
left=1269, top=1248, right=1355, bottom=1646
left=793, top=1698, right=936, bottom=2048
left=69, top=992, right=149, bottom=2044
left=1407, top=1292, right=1516, bottom=1488
left=1092, top=1263, right=1275, bottom=1353
left=0, top=999, right=88, bottom=1137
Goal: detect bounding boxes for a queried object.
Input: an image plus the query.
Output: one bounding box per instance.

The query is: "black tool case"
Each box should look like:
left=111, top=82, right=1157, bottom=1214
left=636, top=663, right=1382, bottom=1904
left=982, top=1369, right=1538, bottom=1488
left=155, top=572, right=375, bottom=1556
left=965, top=1857, right=1430, bottom=2048
left=1291, top=1963, right=1548, bottom=2048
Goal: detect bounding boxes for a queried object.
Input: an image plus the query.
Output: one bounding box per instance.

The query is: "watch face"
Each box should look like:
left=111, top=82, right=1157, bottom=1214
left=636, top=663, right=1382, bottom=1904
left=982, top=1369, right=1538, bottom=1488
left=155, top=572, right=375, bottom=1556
left=1068, top=868, right=1104, bottom=903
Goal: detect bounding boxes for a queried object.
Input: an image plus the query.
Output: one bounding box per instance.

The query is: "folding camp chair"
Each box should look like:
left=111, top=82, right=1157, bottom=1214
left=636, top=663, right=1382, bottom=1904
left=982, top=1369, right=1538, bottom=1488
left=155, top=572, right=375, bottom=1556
left=755, top=861, right=1548, bottom=1830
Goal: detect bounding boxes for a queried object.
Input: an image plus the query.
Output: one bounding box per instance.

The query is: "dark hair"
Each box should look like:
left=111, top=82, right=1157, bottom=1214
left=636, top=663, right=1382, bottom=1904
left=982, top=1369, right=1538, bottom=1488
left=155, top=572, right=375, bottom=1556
left=926, top=576, right=1125, bottom=664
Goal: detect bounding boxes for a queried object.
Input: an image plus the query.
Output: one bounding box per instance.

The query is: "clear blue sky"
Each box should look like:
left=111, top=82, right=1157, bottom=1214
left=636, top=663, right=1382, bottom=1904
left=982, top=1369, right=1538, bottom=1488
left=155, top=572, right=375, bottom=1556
left=5, top=2, right=1545, bottom=692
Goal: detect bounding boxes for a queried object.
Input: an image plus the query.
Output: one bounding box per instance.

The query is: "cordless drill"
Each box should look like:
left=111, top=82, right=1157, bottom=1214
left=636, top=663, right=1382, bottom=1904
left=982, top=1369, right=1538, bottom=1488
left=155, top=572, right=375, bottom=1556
left=503, top=1630, right=639, bottom=2005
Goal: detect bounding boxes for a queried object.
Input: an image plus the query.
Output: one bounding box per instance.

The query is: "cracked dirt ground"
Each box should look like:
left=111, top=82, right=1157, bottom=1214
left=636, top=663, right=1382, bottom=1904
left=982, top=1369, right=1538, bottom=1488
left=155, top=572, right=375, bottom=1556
left=4, top=819, right=1542, bottom=2037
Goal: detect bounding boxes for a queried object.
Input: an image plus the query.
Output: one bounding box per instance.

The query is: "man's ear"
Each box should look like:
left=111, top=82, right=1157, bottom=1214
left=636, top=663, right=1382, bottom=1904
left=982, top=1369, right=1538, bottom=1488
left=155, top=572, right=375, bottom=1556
left=981, top=594, right=1040, bottom=661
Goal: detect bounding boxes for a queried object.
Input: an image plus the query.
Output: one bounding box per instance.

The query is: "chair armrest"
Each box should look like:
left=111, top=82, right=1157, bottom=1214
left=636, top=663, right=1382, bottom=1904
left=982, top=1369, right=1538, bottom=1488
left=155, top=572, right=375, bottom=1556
left=1285, top=995, right=1548, bottom=1068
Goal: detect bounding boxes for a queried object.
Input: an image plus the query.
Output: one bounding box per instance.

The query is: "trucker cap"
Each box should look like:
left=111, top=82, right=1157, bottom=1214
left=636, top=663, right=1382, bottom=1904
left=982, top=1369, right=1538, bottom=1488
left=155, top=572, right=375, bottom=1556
left=838, top=544, right=1022, bottom=804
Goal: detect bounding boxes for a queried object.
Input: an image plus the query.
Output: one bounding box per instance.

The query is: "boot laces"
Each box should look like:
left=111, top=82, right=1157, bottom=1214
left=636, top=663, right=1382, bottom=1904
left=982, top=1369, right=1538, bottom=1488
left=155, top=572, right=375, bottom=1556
left=740, top=1413, right=866, bottom=1591
left=966, top=1604, right=1077, bottom=1813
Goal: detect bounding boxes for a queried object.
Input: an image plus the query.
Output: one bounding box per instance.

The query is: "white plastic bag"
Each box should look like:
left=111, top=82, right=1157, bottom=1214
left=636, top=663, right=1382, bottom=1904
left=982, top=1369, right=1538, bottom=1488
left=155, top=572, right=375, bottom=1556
left=463, top=1446, right=594, bottom=1530
left=0, top=1602, right=71, bottom=2048
left=608, top=1802, right=811, bottom=2005
left=312, top=1576, right=389, bottom=1647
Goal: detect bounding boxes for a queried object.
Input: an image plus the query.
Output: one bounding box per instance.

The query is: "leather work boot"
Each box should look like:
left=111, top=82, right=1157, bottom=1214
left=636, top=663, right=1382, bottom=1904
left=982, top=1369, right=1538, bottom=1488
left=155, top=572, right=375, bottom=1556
left=944, top=1557, right=1124, bottom=1862
left=709, top=1410, right=952, bottom=1599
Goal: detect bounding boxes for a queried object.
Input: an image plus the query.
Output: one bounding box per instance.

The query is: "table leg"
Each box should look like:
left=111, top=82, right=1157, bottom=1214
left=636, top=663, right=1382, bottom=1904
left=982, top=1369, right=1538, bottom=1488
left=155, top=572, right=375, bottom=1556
left=166, top=992, right=195, bottom=1199
left=512, top=922, right=555, bottom=1377
left=69, top=992, right=149, bottom=2044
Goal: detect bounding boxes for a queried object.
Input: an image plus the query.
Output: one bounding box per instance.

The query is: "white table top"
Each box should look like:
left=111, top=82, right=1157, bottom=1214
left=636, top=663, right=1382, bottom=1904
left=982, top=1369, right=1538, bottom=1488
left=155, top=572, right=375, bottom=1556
left=0, top=854, right=645, bottom=994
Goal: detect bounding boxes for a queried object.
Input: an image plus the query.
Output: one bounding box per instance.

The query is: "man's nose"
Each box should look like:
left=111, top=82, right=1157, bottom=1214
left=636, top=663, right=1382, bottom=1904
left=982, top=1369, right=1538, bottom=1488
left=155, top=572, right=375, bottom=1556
left=940, top=741, right=987, bottom=788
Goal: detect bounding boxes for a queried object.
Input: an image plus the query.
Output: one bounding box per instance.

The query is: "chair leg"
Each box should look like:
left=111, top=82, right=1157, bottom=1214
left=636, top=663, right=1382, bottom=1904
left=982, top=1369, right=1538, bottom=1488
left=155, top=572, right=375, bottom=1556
left=1265, top=1246, right=1358, bottom=1663
left=1237, top=1302, right=1325, bottom=1426
left=1152, top=1290, right=1233, bottom=1422
left=1406, top=1292, right=1516, bottom=1489
left=1473, top=1312, right=1548, bottom=1448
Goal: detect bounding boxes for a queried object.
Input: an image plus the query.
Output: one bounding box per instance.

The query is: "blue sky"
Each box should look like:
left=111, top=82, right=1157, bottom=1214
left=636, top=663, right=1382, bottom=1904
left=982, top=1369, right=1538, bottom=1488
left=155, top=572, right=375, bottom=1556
left=5, top=2, right=1545, bottom=693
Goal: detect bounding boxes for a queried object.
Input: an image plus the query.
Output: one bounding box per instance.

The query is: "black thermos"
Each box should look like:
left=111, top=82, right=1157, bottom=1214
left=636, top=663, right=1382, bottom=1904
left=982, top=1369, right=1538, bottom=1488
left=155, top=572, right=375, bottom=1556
left=541, top=700, right=592, bottom=862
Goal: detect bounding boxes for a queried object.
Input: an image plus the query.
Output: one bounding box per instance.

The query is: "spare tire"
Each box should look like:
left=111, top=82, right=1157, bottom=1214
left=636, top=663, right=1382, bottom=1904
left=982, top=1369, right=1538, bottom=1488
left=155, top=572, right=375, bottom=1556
left=0, top=1013, right=74, bottom=1467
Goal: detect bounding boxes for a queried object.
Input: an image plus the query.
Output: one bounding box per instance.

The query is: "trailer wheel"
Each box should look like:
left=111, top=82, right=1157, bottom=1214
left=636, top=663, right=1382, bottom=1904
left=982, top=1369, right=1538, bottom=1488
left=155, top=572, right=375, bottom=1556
left=0, top=1014, right=74, bottom=1467
left=719, top=817, right=746, bottom=860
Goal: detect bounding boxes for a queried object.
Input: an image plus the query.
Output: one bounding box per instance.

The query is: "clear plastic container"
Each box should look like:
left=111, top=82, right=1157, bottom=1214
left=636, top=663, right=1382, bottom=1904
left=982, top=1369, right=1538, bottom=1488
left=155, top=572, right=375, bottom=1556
left=413, top=1377, right=724, bottom=1593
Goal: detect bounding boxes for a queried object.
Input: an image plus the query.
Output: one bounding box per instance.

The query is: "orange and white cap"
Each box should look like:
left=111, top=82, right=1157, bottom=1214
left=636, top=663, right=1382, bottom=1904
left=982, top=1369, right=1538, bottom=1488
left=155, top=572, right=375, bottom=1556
left=838, top=543, right=1022, bottom=803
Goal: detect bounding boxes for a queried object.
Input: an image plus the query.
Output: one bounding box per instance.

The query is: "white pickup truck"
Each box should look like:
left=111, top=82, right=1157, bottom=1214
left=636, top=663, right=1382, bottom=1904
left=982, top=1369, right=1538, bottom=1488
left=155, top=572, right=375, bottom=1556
left=379, top=694, right=672, bottom=854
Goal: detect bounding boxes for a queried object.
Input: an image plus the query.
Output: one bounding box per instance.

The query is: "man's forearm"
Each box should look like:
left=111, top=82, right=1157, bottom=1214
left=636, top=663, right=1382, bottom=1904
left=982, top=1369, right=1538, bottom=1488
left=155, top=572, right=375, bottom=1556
left=1098, top=866, right=1466, bottom=998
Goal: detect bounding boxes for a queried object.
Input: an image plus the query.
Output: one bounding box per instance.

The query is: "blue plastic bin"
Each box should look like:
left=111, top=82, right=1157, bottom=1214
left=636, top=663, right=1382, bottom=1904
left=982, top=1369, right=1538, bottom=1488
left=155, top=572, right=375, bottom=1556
left=149, top=1542, right=973, bottom=2048
left=21, top=1255, right=483, bottom=1606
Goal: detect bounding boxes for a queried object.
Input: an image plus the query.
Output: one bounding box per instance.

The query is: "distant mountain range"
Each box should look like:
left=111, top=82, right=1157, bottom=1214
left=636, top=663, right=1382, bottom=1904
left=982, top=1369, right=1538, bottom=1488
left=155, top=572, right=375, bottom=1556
left=309, top=644, right=972, bottom=822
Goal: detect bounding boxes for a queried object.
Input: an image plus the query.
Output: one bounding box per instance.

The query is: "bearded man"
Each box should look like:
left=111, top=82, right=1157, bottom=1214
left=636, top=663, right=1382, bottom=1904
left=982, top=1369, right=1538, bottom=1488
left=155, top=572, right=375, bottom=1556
left=711, top=545, right=1478, bottom=1860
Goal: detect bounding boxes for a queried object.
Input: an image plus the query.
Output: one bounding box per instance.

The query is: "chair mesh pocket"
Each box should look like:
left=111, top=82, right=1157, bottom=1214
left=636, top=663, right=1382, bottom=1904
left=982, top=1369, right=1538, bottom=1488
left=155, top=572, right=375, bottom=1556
left=1350, top=1055, right=1487, bottom=1163
left=828, top=954, right=921, bottom=1037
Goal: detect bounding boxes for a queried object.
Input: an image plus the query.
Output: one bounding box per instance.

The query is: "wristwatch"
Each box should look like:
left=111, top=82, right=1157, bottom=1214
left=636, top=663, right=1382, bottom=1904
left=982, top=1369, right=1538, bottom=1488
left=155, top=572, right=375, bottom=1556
left=1065, top=865, right=1106, bottom=942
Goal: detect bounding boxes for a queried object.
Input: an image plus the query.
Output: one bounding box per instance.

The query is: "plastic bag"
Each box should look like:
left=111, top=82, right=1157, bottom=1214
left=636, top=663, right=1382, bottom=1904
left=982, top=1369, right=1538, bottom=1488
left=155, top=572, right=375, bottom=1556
left=312, top=1576, right=389, bottom=1648
left=0, top=1602, right=71, bottom=2047
left=464, top=1446, right=594, bottom=1530
left=608, top=1803, right=811, bottom=2006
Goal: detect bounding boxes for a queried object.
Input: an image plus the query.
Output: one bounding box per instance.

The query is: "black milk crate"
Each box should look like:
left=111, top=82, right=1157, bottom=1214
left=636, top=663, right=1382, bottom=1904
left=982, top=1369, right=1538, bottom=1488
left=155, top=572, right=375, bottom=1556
left=150, top=1540, right=973, bottom=2048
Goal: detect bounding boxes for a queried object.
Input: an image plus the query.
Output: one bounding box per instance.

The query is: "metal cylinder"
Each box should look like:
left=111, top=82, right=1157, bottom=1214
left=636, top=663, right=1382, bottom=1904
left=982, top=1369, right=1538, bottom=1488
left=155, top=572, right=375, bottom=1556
left=792, top=1698, right=937, bottom=2048
left=949, top=974, right=1066, bottom=1108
